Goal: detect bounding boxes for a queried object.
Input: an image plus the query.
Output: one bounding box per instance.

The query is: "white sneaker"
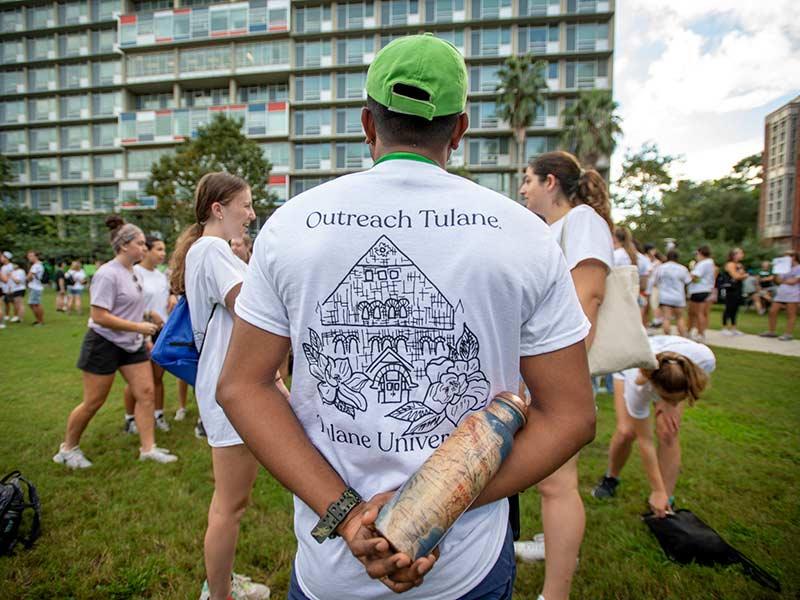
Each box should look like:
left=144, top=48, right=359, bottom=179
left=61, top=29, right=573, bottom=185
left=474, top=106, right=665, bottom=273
left=155, top=414, right=171, bottom=432
left=721, top=329, right=734, bottom=337
left=0, top=322, right=6, bottom=329
left=174, top=407, right=187, bottom=421
left=53, top=444, right=92, bottom=469
left=514, top=537, right=545, bottom=562
left=198, top=574, right=270, bottom=600
left=3, top=315, right=9, bottom=321
left=732, top=329, right=745, bottom=336
left=10, top=316, right=20, bottom=323
left=232, top=573, right=270, bottom=599
left=139, top=446, right=178, bottom=463
left=123, top=418, right=138, bottom=435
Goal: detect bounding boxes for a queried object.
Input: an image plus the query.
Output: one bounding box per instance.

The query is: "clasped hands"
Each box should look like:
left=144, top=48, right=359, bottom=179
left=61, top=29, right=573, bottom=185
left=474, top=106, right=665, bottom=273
left=336, top=491, right=439, bottom=593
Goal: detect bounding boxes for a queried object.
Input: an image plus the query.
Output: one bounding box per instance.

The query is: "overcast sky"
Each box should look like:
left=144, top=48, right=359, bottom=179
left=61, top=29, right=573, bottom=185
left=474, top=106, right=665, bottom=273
left=611, top=0, right=800, bottom=182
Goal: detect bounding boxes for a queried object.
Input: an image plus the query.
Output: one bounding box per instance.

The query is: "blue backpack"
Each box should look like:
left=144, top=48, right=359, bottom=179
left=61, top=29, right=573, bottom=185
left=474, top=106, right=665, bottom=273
left=151, top=296, right=216, bottom=387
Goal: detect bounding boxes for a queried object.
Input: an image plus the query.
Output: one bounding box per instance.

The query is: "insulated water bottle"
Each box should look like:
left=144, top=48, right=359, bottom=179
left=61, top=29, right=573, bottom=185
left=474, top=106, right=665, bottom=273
left=374, top=392, right=529, bottom=560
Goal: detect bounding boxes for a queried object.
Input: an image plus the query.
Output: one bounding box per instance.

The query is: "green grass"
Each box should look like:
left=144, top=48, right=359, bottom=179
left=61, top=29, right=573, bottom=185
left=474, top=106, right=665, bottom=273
left=1, top=291, right=798, bottom=599
left=706, top=304, right=788, bottom=336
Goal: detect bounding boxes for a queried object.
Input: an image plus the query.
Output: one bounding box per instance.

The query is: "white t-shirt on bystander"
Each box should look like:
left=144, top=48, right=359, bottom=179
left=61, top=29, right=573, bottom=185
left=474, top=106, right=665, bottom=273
left=235, top=158, right=590, bottom=600
left=9, top=268, right=26, bottom=292
left=185, top=236, right=248, bottom=448
left=688, top=258, right=715, bottom=295
left=654, top=261, right=691, bottom=307
left=28, top=263, right=45, bottom=291
left=614, top=335, right=716, bottom=419
left=551, top=204, right=614, bottom=271
left=134, top=264, right=170, bottom=322
left=68, top=269, right=87, bottom=291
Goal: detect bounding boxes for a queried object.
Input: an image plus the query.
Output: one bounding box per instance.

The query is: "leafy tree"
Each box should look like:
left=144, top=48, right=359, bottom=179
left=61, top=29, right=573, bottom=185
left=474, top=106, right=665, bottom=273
left=614, top=142, right=679, bottom=227
left=495, top=55, right=548, bottom=166
left=145, top=114, right=273, bottom=237
left=0, top=154, right=14, bottom=202
left=561, top=90, right=622, bottom=169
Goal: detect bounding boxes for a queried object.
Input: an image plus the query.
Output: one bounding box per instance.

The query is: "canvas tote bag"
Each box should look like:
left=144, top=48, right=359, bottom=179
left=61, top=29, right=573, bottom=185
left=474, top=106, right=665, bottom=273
left=560, top=213, right=657, bottom=375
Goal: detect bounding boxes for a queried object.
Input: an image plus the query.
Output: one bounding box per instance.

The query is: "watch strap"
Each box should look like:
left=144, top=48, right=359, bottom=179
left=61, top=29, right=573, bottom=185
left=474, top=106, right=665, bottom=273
left=311, top=487, right=363, bottom=543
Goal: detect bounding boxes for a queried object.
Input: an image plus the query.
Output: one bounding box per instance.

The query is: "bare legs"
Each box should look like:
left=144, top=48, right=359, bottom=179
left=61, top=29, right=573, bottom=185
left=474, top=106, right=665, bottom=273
left=124, top=362, right=165, bottom=416
left=768, top=302, right=798, bottom=336
left=536, top=455, right=584, bottom=600
left=63, top=364, right=155, bottom=452
left=204, top=445, right=260, bottom=600
left=178, top=379, right=188, bottom=411
left=29, top=302, right=44, bottom=324
left=607, top=379, right=636, bottom=478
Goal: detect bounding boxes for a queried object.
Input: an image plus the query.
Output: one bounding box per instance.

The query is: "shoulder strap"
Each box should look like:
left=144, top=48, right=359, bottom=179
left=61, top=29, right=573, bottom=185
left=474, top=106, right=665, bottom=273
left=558, top=211, right=569, bottom=255
left=197, top=303, right=218, bottom=357
left=15, top=475, right=41, bottom=549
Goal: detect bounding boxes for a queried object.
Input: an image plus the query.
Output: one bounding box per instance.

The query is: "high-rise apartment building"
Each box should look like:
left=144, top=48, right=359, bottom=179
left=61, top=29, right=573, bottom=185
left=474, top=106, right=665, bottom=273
left=760, top=95, right=799, bottom=252
left=1, top=0, right=614, bottom=214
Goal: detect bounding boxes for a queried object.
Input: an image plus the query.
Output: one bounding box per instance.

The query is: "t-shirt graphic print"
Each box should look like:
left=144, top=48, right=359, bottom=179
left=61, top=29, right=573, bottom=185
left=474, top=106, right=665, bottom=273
left=235, top=158, right=591, bottom=600
left=304, top=235, right=489, bottom=437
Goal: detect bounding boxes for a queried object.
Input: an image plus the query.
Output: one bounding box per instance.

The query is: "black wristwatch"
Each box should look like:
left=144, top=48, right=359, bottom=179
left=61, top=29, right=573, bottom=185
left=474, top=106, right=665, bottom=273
left=311, top=487, right=363, bottom=543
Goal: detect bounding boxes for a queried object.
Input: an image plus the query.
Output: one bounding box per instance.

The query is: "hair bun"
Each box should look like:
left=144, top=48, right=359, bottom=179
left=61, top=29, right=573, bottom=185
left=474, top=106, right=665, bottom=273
left=105, top=215, right=125, bottom=231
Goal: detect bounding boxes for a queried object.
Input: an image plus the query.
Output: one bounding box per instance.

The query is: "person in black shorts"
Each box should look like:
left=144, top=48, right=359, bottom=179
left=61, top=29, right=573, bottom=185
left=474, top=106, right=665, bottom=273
left=53, top=216, right=177, bottom=469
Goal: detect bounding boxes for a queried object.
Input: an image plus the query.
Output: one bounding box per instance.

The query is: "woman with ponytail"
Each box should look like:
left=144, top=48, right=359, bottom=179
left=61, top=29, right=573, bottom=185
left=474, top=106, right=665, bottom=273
left=171, top=172, right=272, bottom=600
left=613, top=226, right=653, bottom=323
left=592, top=336, right=715, bottom=516
left=54, top=216, right=177, bottom=469
left=518, top=151, right=614, bottom=600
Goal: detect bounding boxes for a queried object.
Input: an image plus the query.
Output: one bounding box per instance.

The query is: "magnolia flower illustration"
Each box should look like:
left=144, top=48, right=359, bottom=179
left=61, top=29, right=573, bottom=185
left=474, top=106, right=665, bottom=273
left=303, top=328, right=369, bottom=419
left=388, top=324, right=489, bottom=435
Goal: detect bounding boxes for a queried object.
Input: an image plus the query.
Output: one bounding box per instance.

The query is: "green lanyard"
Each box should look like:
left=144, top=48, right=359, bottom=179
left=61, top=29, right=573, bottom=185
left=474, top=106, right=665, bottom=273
left=373, top=151, right=439, bottom=167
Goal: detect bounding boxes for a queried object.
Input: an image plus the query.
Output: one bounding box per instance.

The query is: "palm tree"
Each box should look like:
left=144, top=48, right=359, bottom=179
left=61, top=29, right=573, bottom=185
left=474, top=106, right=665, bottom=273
left=495, top=55, right=548, bottom=168
left=561, top=90, right=622, bottom=169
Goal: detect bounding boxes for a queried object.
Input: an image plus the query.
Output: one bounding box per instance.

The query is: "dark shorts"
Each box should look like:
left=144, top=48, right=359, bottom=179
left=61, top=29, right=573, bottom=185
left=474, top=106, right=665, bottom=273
left=6, top=290, right=24, bottom=300
left=288, top=525, right=515, bottom=600
left=689, top=292, right=710, bottom=303
left=76, top=329, right=148, bottom=375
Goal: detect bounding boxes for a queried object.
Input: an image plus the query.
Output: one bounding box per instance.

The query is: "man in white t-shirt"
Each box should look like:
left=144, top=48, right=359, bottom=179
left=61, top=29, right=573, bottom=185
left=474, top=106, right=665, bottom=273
left=26, top=251, right=45, bottom=325
left=217, top=35, right=596, bottom=600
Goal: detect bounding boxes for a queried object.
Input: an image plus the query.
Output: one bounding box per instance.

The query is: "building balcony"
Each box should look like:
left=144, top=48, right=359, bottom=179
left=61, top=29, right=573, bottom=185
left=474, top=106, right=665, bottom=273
left=118, top=101, right=289, bottom=145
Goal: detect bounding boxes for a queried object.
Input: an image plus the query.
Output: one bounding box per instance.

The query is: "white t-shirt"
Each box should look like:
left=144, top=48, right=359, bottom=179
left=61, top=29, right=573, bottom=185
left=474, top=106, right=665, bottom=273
left=0, top=263, right=12, bottom=293
left=654, top=261, right=691, bottom=307
left=185, top=236, right=248, bottom=448
left=688, top=258, right=715, bottom=294
left=28, top=262, right=45, bottom=291
left=550, top=204, right=614, bottom=271
left=614, top=335, right=716, bottom=419
left=9, top=267, right=26, bottom=292
left=134, top=264, right=170, bottom=321
left=613, top=248, right=651, bottom=276
left=68, top=269, right=87, bottom=290
left=235, top=158, right=590, bottom=600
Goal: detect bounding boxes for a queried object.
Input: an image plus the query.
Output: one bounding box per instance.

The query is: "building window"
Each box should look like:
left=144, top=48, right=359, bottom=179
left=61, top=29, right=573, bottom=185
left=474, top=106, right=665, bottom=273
left=236, top=40, right=289, bottom=69
left=180, top=46, right=231, bottom=74
left=29, top=36, right=56, bottom=61
left=94, top=184, right=118, bottom=211
left=127, top=51, right=175, bottom=79
left=472, top=0, right=512, bottom=20
left=295, top=40, right=332, bottom=68
left=93, top=123, right=118, bottom=148
left=239, top=83, right=288, bottom=103
left=92, top=61, right=120, bottom=86
left=291, top=176, right=333, bottom=197
left=93, top=92, right=120, bottom=116
left=60, top=2, right=89, bottom=26
left=295, top=5, right=332, bottom=34
left=337, top=3, right=375, bottom=30
left=525, top=136, right=558, bottom=160
left=126, top=148, right=174, bottom=176
left=0, top=129, right=26, bottom=153
left=28, top=5, right=54, bottom=30
left=0, top=40, right=24, bottom=65
left=565, top=58, right=608, bottom=88
left=31, top=188, right=58, bottom=212
left=335, top=72, right=367, bottom=99
left=294, top=109, right=331, bottom=136
left=28, top=97, right=57, bottom=122
left=294, top=74, right=331, bottom=101
left=470, top=28, right=511, bottom=57
left=30, top=158, right=58, bottom=182
left=468, top=102, right=500, bottom=129
left=294, top=143, right=331, bottom=170
left=29, top=67, right=56, bottom=92
left=61, top=156, right=90, bottom=180
left=474, top=173, right=511, bottom=196
left=60, top=64, right=90, bottom=89
left=336, top=142, right=372, bottom=169
left=469, top=65, right=501, bottom=93
left=61, top=126, right=90, bottom=150
left=518, top=25, right=559, bottom=54
left=0, top=70, right=23, bottom=95
left=30, top=128, right=57, bottom=152
left=62, top=186, right=91, bottom=211
left=93, top=29, right=117, bottom=54
left=566, top=22, right=609, bottom=52
left=183, top=88, right=228, bottom=108
left=1, top=100, right=25, bottom=124
left=93, top=154, right=121, bottom=179
left=520, top=0, right=560, bottom=17
left=336, top=107, right=364, bottom=134
left=336, top=37, right=373, bottom=65
left=60, top=32, right=89, bottom=58
left=382, top=0, right=420, bottom=26
left=468, top=137, right=510, bottom=166
left=261, top=142, right=290, bottom=171
left=425, top=0, right=465, bottom=23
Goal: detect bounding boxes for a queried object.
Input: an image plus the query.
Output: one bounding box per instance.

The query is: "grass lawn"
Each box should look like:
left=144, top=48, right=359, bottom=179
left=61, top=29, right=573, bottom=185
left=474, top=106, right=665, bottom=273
left=1, top=291, right=798, bottom=599
left=706, top=303, right=791, bottom=336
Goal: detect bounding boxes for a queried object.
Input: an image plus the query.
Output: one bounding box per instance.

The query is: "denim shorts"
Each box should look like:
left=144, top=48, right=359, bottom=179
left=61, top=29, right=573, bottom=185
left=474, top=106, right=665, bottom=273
left=288, top=525, right=515, bottom=600
left=28, top=288, right=42, bottom=305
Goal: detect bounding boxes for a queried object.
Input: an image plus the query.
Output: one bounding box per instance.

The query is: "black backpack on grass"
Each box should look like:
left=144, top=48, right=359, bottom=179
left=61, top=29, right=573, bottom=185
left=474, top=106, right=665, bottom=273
left=0, top=471, right=41, bottom=556
left=643, top=508, right=780, bottom=592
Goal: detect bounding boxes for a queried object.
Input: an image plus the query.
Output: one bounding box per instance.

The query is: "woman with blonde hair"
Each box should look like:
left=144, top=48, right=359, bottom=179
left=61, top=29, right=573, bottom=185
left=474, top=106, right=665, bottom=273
left=518, top=150, right=614, bottom=600
left=592, top=336, right=715, bottom=515
left=170, top=172, right=276, bottom=600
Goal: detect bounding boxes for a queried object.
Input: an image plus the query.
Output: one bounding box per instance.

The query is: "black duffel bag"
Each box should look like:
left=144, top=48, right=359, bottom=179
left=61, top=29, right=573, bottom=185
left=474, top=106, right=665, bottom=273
left=0, top=470, right=41, bottom=556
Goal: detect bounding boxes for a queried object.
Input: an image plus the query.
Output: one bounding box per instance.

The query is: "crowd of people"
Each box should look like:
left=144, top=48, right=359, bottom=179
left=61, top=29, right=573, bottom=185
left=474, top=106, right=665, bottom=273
left=2, top=35, right=799, bottom=600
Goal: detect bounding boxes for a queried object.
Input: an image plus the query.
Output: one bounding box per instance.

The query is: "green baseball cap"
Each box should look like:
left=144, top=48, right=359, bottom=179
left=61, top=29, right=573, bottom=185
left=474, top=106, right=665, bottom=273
left=366, top=33, right=468, bottom=121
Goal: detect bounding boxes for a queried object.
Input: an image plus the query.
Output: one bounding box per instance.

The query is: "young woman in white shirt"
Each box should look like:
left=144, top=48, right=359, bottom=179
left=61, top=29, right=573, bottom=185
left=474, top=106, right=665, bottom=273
left=123, top=236, right=175, bottom=434
left=613, top=227, right=651, bottom=324
left=653, top=250, right=692, bottom=337
left=169, top=172, right=275, bottom=600
left=8, top=262, right=27, bottom=323
left=687, top=246, right=716, bottom=342
left=66, top=260, right=87, bottom=315
left=592, top=336, right=715, bottom=516
left=518, top=151, right=613, bottom=600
